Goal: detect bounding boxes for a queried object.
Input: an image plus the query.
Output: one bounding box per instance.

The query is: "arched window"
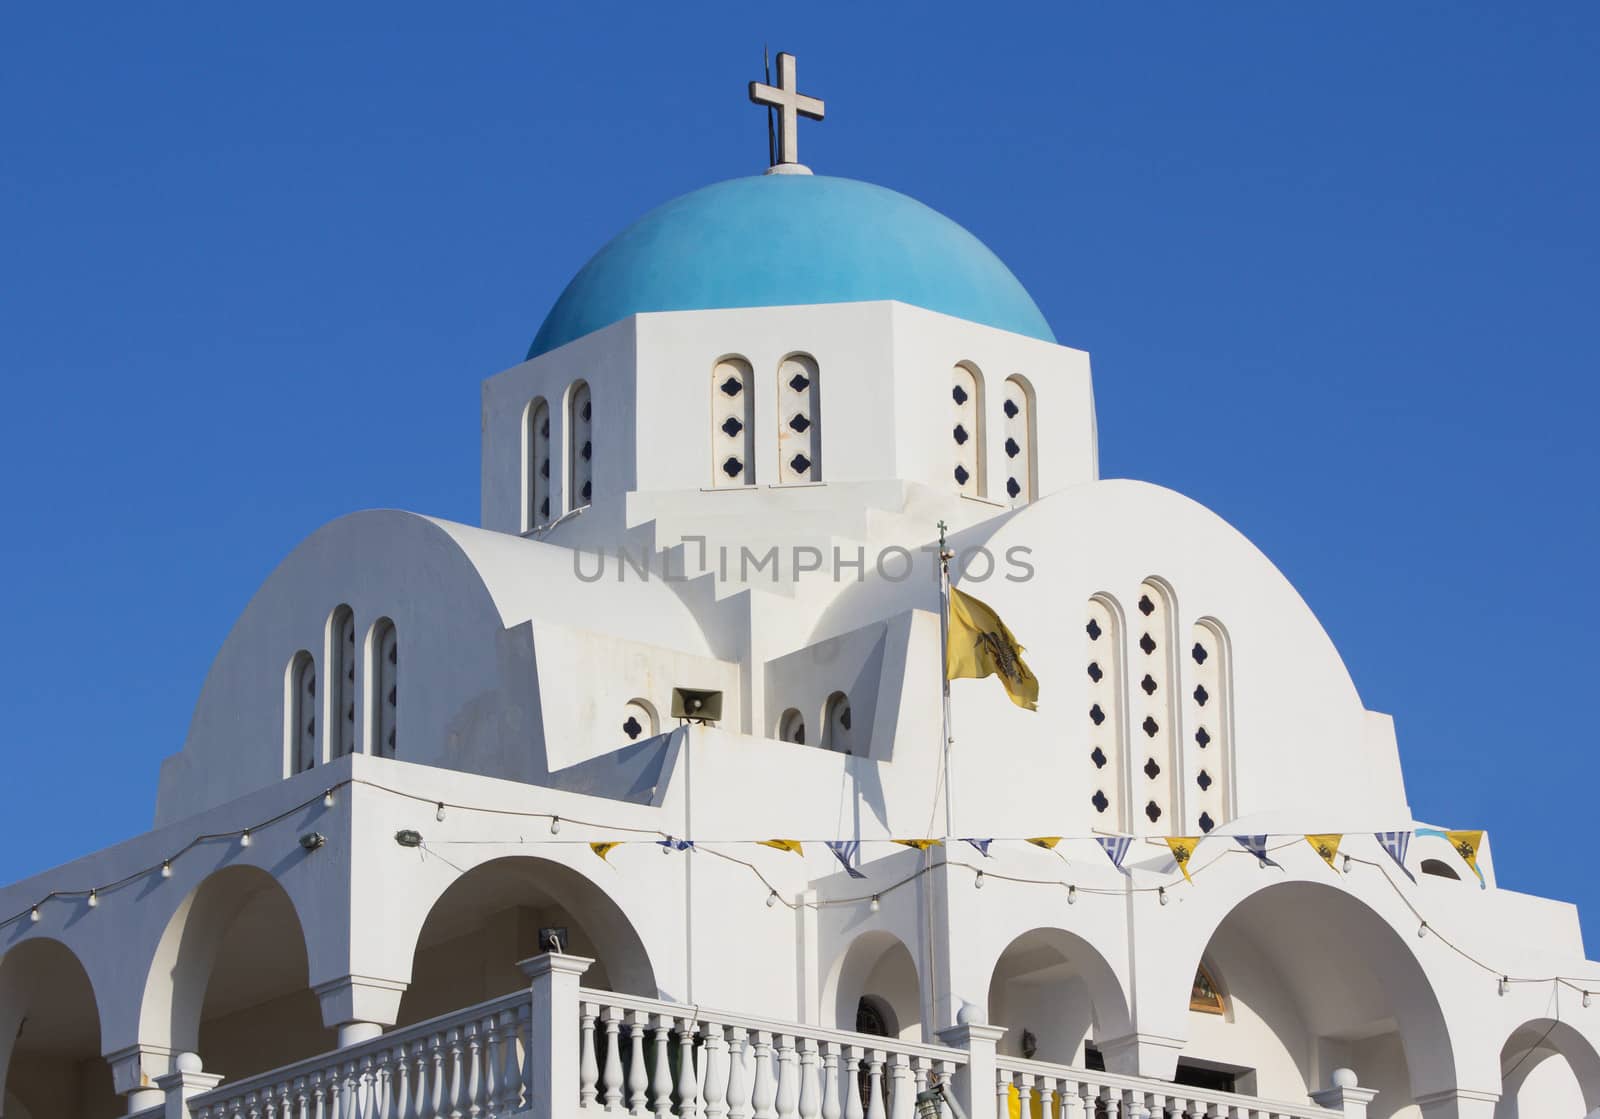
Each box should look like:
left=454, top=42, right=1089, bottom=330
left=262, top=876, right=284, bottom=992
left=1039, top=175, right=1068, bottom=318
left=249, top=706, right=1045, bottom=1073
left=1189, top=963, right=1227, bottom=1015
left=287, top=650, right=317, bottom=775
left=952, top=363, right=986, bottom=497
left=567, top=381, right=592, bottom=511
left=524, top=397, right=551, bottom=529
left=328, top=605, right=356, bottom=759
left=1186, top=618, right=1232, bottom=835
left=1134, top=579, right=1178, bottom=833
left=777, top=354, right=820, bottom=483
left=621, top=698, right=659, bottom=743
left=711, top=358, right=755, bottom=487
left=777, top=708, right=806, bottom=745
left=821, top=691, right=853, bottom=753
left=1085, top=596, right=1125, bottom=830
left=1002, top=376, right=1036, bottom=503
left=1421, top=858, right=1462, bottom=881
left=369, top=618, right=397, bottom=758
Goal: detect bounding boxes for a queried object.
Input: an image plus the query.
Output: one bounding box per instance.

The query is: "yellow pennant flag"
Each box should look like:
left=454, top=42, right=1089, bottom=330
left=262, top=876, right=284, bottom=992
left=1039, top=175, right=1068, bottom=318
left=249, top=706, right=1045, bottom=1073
left=590, top=842, right=622, bottom=862
left=1165, top=837, right=1199, bottom=884
left=893, top=839, right=942, bottom=851
left=1305, top=834, right=1343, bottom=872
left=946, top=587, right=1040, bottom=711
left=759, top=839, right=804, bottom=856
left=1026, top=837, right=1063, bottom=849
left=1448, top=830, right=1487, bottom=889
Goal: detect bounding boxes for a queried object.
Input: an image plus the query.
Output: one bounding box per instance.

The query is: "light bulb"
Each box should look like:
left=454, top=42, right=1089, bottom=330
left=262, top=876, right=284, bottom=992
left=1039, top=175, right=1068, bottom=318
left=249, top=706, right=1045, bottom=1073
left=550, top=816, right=562, bottom=835
left=974, top=871, right=985, bottom=890
left=1418, top=922, right=1428, bottom=939
left=870, top=895, right=881, bottom=913
left=161, top=860, right=172, bottom=879
left=239, top=830, right=251, bottom=849
left=29, top=906, right=39, bottom=923
left=1342, top=855, right=1351, bottom=874
left=323, top=789, right=335, bottom=808
left=87, top=890, right=98, bottom=909
left=1584, top=991, right=1592, bottom=1009
left=1499, top=976, right=1509, bottom=997
left=1067, top=885, right=1077, bottom=905
left=435, top=802, right=447, bottom=822
left=766, top=890, right=778, bottom=908
left=1159, top=887, right=1168, bottom=906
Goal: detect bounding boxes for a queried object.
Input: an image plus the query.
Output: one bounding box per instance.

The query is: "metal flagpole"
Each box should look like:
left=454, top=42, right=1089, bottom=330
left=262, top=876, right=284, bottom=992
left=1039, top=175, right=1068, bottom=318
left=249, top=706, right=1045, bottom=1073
left=937, top=521, right=956, bottom=840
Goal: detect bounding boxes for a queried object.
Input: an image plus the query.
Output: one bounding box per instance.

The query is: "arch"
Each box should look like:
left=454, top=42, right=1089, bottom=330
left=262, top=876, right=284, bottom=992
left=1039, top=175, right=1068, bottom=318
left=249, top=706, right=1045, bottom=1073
left=1085, top=593, right=1128, bottom=831
left=1133, top=577, right=1179, bottom=834
left=1173, top=879, right=1454, bottom=1106
left=821, top=690, right=853, bottom=753
left=285, top=649, right=317, bottom=776
left=137, top=865, right=327, bottom=1083
left=523, top=396, right=552, bottom=529
left=0, top=937, right=115, bottom=1119
left=398, top=855, right=656, bottom=1025
left=567, top=380, right=593, bottom=511
left=952, top=362, right=987, bottom=497
left=1497, top=1017, right=1600, bottom=1117
left=621, top=697, right=659, bottom=743
left=327, top=604, right=356, bottom=760
left=777, top=353, right=820, bottom=483
left=1422, top=858, right=1462, bottom=881
left=825, top=930, right=924, bottom=1042
left=368, top=616, right=397, bottom=758
left=1184, top=616, right=1234, bottom=833
left=777, top=707, right=806, bottom=745
left=985, top=927, right=1134, bottom=1066
left=711, top=356, right=756, bottom=487
left=1001, top=374, right=1036, bottom=504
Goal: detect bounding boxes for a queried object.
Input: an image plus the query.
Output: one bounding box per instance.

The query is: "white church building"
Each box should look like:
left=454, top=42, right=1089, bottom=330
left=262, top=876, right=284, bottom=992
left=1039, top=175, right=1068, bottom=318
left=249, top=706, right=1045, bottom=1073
left=4, top=55, right=1598, bottom=1119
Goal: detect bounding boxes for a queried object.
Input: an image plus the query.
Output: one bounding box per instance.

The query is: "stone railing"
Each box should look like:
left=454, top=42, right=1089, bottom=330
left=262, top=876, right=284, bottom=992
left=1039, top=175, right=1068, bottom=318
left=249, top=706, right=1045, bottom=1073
left=995, top=1055, right=1349, bottom=1119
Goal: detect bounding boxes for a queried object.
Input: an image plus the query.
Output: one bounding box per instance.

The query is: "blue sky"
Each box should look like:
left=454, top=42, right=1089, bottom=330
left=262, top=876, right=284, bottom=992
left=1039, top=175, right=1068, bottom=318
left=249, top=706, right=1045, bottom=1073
left=2, top=5, right=1596, bottom=954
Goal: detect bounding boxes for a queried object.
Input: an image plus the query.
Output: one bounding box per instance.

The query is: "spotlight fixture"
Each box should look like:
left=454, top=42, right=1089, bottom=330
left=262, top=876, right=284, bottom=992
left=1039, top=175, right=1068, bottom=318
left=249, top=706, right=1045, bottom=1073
left=160, top=860, right=173, bottom=879
left=87, top=890, right=98, bottom=909
left=299, top=832, right=327, bottom=852
left=550, top=816, right=562, bottom=835
left=395, top=829, right=424, bottom=848
left=766, top=889, right=778, bottom=908
left=239, top=830, right=252, bottom=849
left=1067, top=885, right=1077, bottom=905
left=435, top=802, right=447, bottom=822
left=870, top=895, right=881, bottom=913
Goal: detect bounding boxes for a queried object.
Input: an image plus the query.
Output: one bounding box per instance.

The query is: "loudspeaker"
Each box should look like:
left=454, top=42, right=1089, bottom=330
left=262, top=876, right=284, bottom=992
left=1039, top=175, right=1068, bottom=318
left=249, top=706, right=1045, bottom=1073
left=670, top=688, right=723, bottom=724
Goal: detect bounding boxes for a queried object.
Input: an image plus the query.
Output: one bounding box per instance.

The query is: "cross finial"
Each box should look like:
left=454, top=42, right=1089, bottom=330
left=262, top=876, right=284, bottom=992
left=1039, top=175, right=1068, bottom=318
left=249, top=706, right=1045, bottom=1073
left=749, top=52, right=824, bottom=174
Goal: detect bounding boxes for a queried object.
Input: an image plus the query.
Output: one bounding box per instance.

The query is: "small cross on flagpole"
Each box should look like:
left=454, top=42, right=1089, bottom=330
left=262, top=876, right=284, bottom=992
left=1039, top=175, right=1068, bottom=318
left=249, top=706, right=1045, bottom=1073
left=749, top=51, right=825, bottom=172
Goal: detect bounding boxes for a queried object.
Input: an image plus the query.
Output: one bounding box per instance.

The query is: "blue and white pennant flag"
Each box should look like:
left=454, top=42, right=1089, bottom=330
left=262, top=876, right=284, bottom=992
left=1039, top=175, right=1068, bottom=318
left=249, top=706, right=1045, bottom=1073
left=1375, top=831, right=1417, bottom=883
left=826, top=840, right=867, bottom=879
left=1234, top=835, right=1282, bottom=870
left=1096, top=836, right=1133, bottom=871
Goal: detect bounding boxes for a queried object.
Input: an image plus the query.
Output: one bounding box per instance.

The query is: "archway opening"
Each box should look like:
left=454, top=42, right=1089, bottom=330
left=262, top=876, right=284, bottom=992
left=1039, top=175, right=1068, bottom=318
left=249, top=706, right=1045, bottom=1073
left=397, top=856, right=656, bottom=1027
left=0, top=938, right=117, bottom=1119
left=1180, top=881, right=1451, bottom=1112
left=828, top=930, right=923, bottom=1042
left=986, top=927, right=1128, bottom=1067
left=1496, top=1018, right=1600, bottom=1118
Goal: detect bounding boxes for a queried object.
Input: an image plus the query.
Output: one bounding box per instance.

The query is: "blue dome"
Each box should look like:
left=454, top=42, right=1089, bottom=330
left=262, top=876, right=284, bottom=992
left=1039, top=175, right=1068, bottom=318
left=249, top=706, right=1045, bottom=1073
left=528, top=175, right=1055, bottom=359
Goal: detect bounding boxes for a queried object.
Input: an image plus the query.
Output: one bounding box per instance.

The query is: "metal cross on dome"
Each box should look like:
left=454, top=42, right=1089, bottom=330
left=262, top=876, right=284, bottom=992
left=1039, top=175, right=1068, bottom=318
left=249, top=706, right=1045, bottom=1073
left=749, top=51, right=825, bottom=171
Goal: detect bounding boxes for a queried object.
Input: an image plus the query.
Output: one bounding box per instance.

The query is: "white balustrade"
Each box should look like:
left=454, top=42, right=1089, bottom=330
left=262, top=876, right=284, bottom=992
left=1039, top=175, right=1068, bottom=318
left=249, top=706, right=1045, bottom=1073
left=994, top=1057, right=1343, bottom=1119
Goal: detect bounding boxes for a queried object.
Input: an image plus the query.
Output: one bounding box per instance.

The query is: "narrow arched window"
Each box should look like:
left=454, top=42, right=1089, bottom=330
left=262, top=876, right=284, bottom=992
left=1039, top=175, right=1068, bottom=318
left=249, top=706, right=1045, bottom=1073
left=328, top=605, right=356, bottom=759
left=712, top=358, right=756, bottom=487
left=567, top=381, right=593, bottom=511
left=778, top=708, right=806, bottom=745
left=1002, top=375, right=1036, bottom=504
left=287, top=650, right=317, bottom=775
left=821, top=691, right=853, bottom=753
left=1186, top=619, right=1232, bottom=835
left=370, top=618, right=398, bottom=758
left=1085, top=596, right=1124, bottom=831
left=1134, top=579, right=1178, bottom=833
left=777, top=354, right=820, bottom=483
left=524, top=397, right=551, bottom=529
left=952, top=363, right=986, bottom=497
left=621, top=698, right=659, bottom=742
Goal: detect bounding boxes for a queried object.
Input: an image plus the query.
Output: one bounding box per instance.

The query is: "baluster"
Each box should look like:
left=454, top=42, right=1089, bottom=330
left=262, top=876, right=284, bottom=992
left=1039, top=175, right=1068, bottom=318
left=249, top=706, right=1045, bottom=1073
left=751, top=1032, right=778, bottom=1119
left=515, top=1005, right=534, bottom=1113
left=1038, top=1077, right=1059, bottom=1119
left=498, top=1009, right=521, bottom=1115
left=888, top=1053, right=913, bottom=1119
left=676, top=1016, right=705, bottom=1119
left=774, top=1035, right=800, bottom=1119
left=463, top=1022, right=483, bottom=1118
left=1017, top=1075, right=1036, bottom=1119
left=1145, top=1093, right=1166, bottom=1119
left=862, top=1051, right=886, bottom=1119
left=479, top=1018, right=500, bottom=1117
left=283, top=1080, right=299, bottom=1119
left=580, top=1005, right=602, bottom=1108
left=650, top=1016, right=675, bottom=1119
left=391, top=1045, right=412, bottom=1119
left=362, top=1055, right=380, bottom=1119
left=994, top=1070, right=1011, bottom=1119
left=307, top=1071, right=325, bottom=1119
left=626, top=1011, right=652, bottom=1118
left=819, top=1043, right=841, bottom=1119
left=842, top=1047, right=864, bottom=1119
left=409, top=1043, right=429, bottom=1119
left=1056, top=1078, right=1082, bottom=1119
left=797, top=1038, right=820, bottom=1119
left=430, top=1034, right=448, bottom=1119
left=726, top=1027, right=754, bottom=1119
left=702, top=1021, right=731, bottom=1119
left=447, top=1028, right=468, bottom=1119
left=602, top=1007, right=626, bottom=1112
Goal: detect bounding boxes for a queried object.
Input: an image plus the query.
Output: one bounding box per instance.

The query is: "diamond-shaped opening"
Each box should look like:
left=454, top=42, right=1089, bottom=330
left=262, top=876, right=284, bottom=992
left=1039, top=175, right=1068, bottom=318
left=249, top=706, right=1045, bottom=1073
left=722, top=457, right=744, bottom=478
left=1090, top=746, right=1107, bottom=769
left=1192, top=642, right=1209, bottom=665
left=1143, top=757, right=1161, bottom=780
left=954, top=465, right=970, bottom=486
left=1138, top=594, right=1155, bottom=616
left=1092, top=790, right=1109, bottom=813
left=788, top=373, right=810, bottom=393
left=1146, top=801, right=1162, bottom=823
left=581, top=402, right=592, bottom=423
left=1087, top=661, right=1103, bottom=683
left=1193, top=685, right=1209, bottom=707
left=1140, top=674, right=1158, bottom=695
left=539, top=498, right=550, bottom=517
left=1199, top=812, right=1215, bottom=833
left=1089, top=704, right=1106, bottom=726
left=952, top=385, right=969, bottom=405
left=581, top=481, right=592, bottom=500
left=1142, top=715, right=1160, bottom=738
left=953, top=424, right=968, bottom=445
left=623, top=716, right=643, bottom=740
left=1139, top=633, right=1157, bottom=655
left=1003, top=399, right=1020, bottom=419
left=789, top=413, right=811, bottom=433
left=1195, top=726, right=1211, bottom=748
left=789, top=454, right=812, bottom=475
left=1196, top=770, right=1212, bottom=791
left=1086, top=618, right=1102, bottom=641
left=1004, top=437, right=1021, bottom=458
left=720, top=377, right=744, bottom=397
left=721, top=417, right=744, bottom=437
left=1006, top=477, right=1021, bottom=499
left=581, top=440, right=592, bottom=462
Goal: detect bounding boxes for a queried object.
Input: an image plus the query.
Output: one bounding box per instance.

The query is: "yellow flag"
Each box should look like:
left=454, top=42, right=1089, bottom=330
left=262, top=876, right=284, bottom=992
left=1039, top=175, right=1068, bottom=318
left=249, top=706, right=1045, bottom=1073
left=1305, top=834, right=1342, bottom=872
left=1165, top=837, right=1199, bottom=883
left=590, top=842, right=622, bottom=861
left=1448, top=830, right=1487, bottom=889
left=759, top=839, right=804, bottom=856
left=893, top=839, right=942, bottom=851
left=946, top=587, right=1039, bottom=711
left=1026, top=837, right=1063, bottom=849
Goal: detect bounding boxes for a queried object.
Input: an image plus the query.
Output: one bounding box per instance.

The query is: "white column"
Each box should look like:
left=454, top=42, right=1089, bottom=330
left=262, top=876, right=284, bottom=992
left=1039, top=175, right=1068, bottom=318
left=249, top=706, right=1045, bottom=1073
left=1310, top=1069, right=1380, bottom=1119
left=155, top=1053, right=224, bottom=1119
left=314, top=974, right=410, bottom=1048
left=1412, top=1089, right=1501, bottom=1119
left=518, top=952, right=596, bottom=1119
left=935, top=1020, right=1007, bottom=1119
